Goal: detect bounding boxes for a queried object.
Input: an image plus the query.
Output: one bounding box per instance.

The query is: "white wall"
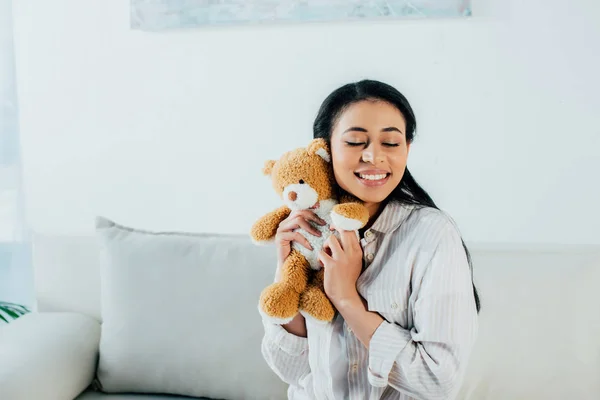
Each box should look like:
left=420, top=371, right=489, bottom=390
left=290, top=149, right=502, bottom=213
left=11, top=0, right=600, bottom=245
left=1, top=0, right=34, bottom=306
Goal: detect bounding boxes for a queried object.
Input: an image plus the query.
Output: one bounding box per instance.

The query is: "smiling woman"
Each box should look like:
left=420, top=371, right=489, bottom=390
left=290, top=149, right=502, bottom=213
left=329, top=100, right=410, bottom=218
left=260, top=79, right=481, bottom=400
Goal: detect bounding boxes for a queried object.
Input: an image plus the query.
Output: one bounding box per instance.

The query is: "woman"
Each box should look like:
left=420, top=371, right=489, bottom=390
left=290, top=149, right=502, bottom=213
left=261, top=79, right=480, bottom=400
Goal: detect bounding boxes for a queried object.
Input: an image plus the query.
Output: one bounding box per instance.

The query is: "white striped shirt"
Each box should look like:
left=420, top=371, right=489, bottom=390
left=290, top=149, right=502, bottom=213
left=261, top=201, right=479, bottom=400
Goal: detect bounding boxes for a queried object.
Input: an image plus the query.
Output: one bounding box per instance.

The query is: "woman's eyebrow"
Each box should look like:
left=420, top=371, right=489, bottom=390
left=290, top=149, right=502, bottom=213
left=343, top=126, right=404, bottom=135
left=342, top=127, right=368, bottom=134
left=381, top=126, right=404, bottom=134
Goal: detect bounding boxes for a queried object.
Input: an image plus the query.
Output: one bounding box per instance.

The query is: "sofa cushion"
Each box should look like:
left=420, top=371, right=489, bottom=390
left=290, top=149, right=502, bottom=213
left=0, top=312, right=100, bottom=400
left=94, top=217, right=287, bottom=400
left=456, top=247, right=600, bottom=399
left=75, top=389, right=219, bottom=399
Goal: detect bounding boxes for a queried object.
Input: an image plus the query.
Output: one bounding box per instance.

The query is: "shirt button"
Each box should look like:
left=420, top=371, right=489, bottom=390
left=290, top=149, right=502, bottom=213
left=366, top=253, right=374, bottom=262
left=351, top=363, right=358, bottom=372
left=365, top=230, right=373, bottom=238
left=346, top=324, right=352, bottom=333
left=391, top=302, right=398, bottom=310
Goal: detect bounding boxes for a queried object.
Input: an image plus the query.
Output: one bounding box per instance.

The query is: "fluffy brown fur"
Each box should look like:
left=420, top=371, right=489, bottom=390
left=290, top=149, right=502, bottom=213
left=251, top=138, right=369, bottom=324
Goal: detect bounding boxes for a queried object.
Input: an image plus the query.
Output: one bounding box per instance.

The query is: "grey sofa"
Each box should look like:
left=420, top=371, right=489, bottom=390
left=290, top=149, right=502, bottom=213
left=1, top=217, right=599, bottom=399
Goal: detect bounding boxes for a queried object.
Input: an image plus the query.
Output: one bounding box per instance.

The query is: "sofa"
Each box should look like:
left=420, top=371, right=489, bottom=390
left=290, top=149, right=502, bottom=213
left=1, top=216, right=599, bottom=400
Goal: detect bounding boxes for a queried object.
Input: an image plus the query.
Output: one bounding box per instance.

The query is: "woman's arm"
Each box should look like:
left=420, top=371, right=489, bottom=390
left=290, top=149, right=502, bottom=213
left=282, top=313, right=308, bottom=337
left=261, top=262, right=310, bottom=385
left=336, top=295, right=383, bottom=348
left=261, top=315, right=311, bottom=386
left=261, top=208, right=321, bottom=385
left=339, top=222, right=479, bottom=400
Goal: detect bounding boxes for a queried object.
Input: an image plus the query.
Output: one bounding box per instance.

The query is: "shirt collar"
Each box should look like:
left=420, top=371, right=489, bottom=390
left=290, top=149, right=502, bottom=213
left=368, top=201, right=416, bottom=236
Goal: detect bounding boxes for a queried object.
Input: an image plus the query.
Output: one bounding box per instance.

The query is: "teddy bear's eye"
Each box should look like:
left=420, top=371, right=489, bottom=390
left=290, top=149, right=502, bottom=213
left=299, top=179, right=305, bottom=184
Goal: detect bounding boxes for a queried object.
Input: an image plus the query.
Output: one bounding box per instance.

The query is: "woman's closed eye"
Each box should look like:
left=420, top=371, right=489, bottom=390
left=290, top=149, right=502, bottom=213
left=345, top=141, right=399, bottom=147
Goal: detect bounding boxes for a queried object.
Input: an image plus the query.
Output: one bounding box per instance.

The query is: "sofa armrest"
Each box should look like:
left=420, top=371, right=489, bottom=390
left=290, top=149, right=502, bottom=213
left=0, top=312, right=101, bottom=400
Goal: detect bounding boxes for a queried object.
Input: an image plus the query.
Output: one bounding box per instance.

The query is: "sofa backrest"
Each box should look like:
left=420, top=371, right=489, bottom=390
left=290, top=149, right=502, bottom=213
left=32, top=232, right=600, bottom=399
left=33, top=230, right=290, bottom=399
left=32, top=232, right=281, bottom=322
left=457, top=246, right=600, bottom=399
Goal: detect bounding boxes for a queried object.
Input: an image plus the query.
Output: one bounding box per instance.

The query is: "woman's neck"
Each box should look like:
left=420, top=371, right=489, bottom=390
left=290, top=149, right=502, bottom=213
left=360, top=201, right=383, bottom=235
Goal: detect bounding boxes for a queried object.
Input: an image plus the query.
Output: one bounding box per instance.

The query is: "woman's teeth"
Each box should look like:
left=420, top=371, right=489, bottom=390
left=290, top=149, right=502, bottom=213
left=359, top=173, right=387, bottom=181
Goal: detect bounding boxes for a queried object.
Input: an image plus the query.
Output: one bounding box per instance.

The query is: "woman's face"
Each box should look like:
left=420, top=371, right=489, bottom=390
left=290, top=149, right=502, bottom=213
left=330, top=100, right=410, bottom=206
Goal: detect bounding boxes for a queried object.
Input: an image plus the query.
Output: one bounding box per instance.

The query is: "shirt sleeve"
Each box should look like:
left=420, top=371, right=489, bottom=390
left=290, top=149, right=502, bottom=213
left=261, top=318, right=312, bottom=387
left=367, top=221, right=479, bottom=400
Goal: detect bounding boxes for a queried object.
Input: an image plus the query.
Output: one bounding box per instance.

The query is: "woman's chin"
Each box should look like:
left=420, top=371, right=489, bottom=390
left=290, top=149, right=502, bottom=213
left=351, top=187, right=392, bottom=204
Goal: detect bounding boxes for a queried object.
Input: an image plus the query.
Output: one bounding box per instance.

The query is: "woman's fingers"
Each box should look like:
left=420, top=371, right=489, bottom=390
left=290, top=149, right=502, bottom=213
left=278, top=212, right=324, bottom=237
left=298, top=210, right=327, bottom=226
left=297, top=219, right=322, bottom=237
left=330, top=224, right=360, bottom=252
left=278, top=219, right=320, bottom=237
left=339, top=230, right=360, bottom=252
left=324, top=234, right=343, bottom=259
left=318, top=248, right=333, bottom=267
left=277, top=231, right=312, bottom=251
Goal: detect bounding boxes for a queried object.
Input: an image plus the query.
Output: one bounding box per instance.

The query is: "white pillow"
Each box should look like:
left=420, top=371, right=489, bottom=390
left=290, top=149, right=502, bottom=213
left=94, top=217, right=287, bottom=399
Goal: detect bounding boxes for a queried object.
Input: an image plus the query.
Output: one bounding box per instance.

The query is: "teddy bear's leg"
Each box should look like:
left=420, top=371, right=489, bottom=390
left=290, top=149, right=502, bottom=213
left=299, top=269, right=335, bottom=324
left=259, top=249, right=310, bottom=325
left=331, top=203, right=369, bottom=231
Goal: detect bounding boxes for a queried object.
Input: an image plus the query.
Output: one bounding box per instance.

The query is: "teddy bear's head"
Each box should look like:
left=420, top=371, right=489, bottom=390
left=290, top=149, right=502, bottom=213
left=263, top=138, right=334, bottom=211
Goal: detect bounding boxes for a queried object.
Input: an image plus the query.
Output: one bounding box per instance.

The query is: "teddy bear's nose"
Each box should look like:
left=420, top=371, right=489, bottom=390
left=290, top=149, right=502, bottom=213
left=288, top=191, right=297, bottom=201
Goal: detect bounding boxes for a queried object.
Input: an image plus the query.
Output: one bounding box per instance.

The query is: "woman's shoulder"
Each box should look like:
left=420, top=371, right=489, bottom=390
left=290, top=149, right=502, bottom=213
left=408, top=205, right=455, bottom=225
left=400, top=205, right=463, bottom=246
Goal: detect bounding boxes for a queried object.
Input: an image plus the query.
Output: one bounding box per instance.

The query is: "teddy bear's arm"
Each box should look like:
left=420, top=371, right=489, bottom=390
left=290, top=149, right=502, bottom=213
left=250, top=205, right=292, bottom=243
left=339, top=193, right=361, bottom=205
left=332, top=194, right=370, bottom=231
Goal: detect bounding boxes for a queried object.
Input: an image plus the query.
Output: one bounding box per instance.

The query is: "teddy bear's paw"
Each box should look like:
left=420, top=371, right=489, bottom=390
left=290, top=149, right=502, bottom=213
left=259, top=283, right=301, bottom=325
left=258, top=304, right=296, bottom=325
left=331, top=203, right=369, bottom=230
left=300, top=310, right=332, bottom=326
left=331, top=211, right=364, bottom=231
left=299, top=286, right=336, bottom=324
left=251, top=237, right=275, bottom=246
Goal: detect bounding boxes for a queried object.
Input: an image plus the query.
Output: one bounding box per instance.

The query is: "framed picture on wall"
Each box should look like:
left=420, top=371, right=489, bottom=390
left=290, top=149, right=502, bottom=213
left=131, top=0, right=472, bottom=31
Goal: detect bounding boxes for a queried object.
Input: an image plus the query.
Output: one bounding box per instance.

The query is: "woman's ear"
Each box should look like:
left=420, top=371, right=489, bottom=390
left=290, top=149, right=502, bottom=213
left=262, top=160, right=276, bottom=175
left=307, top=138, right=331, bottom=163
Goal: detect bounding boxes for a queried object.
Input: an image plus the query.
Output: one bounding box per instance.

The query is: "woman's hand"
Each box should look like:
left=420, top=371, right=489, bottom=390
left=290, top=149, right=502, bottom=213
left=319, top=227, right=363, bottom=306
left=273, top=210, right=325, bottom=338
left=274, top=210, right=326, bottom=280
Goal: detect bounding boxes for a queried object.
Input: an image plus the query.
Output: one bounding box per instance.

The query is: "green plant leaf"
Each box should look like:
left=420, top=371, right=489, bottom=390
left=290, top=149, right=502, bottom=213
left=5, top=304, right=27, bottom=313
left=0, top=302, right=29, bottom=312
left=0, top=302, right=30, bottom=323
left=7, top=307, right=25, bottom=316
left=0, top=301, right=28, bottom=308
left=0, top=306, right=20, bottom=319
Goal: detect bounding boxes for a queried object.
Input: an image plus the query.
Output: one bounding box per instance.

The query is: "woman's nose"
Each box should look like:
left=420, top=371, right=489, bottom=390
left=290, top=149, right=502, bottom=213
left=362, top=145, right=383, bottom=164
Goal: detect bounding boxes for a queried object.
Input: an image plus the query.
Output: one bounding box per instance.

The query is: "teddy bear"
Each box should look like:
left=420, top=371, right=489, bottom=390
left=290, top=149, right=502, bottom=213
left=251, top=138, right=370, bottom=325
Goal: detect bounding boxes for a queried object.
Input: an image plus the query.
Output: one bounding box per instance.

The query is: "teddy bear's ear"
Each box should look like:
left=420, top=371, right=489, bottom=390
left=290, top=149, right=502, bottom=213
left=307, top=138, right=331, bottom=163
left=262, top=160, right=277, bottom=176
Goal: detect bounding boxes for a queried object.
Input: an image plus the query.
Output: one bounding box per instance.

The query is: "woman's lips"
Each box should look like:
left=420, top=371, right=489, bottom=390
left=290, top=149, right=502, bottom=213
left=354, top=172, right=391, bottom=187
